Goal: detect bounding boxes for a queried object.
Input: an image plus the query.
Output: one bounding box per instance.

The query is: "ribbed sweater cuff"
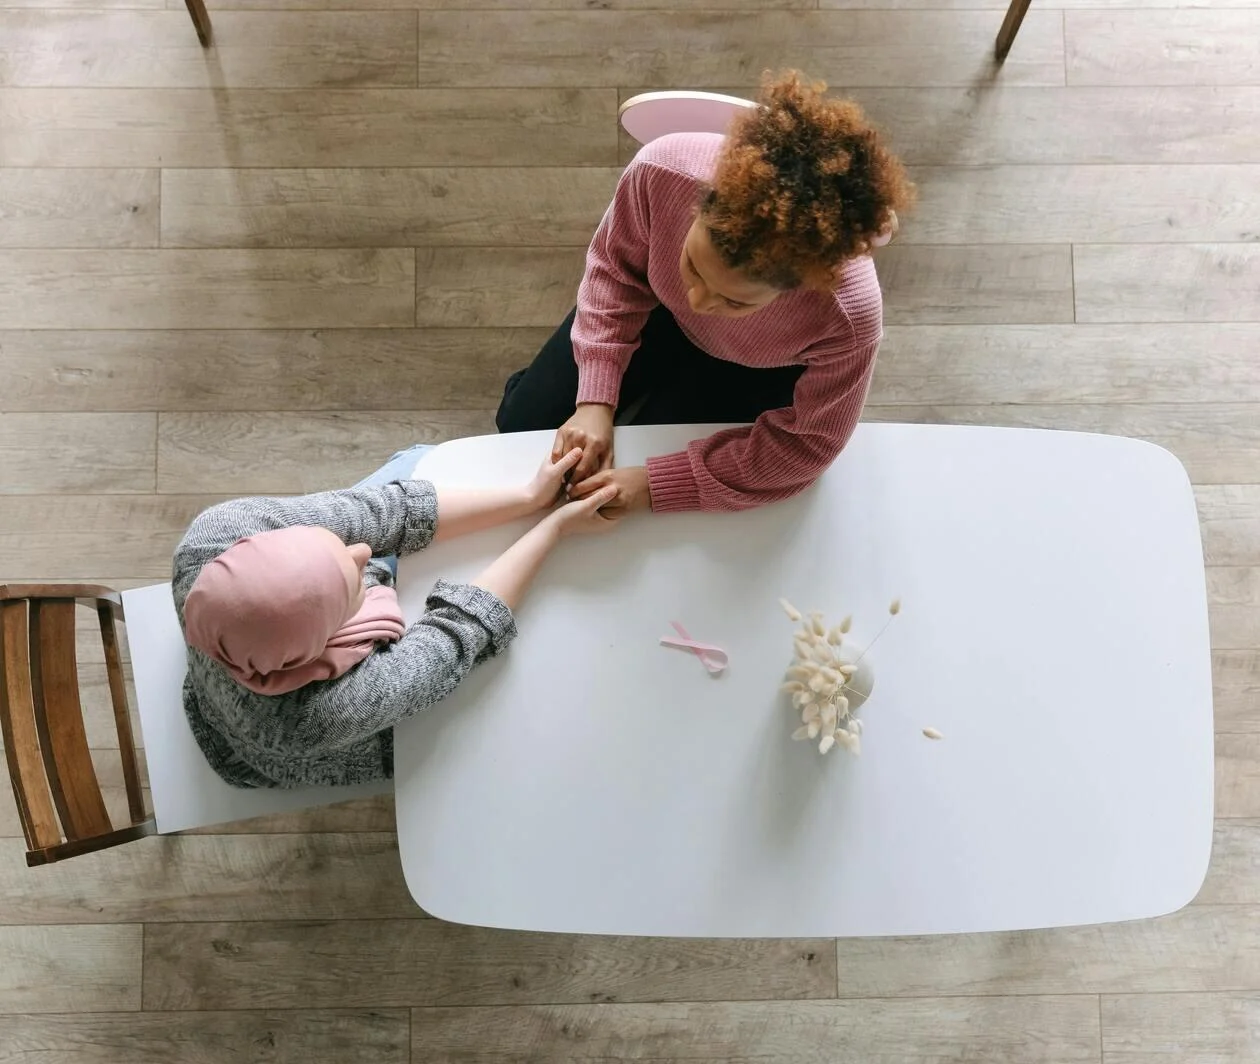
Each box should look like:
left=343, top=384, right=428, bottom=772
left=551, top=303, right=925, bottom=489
left=401, top=479, right=439, bottom=552
left=575, top=359, right=623, bottom=408
left=646, top=450, right=701, bottom=513
left=427, top=579, right=518, bottom=654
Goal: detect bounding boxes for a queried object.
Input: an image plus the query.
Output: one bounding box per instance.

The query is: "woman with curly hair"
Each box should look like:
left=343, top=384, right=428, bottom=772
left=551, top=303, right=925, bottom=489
left=495, top=71, right=914, bottom=515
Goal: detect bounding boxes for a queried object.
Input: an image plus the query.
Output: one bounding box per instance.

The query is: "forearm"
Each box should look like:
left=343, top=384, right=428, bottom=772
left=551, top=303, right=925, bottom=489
left=647, top=427, right=841, bottom=513
left=296, top=580, right=518, bottom=750
left=644, top=344, right=879, bottom=513
left=572, top=160, right=657, bottom=407
left=469, top=518, right=560, bottom=611
left=433, top=486, right=535, bottom=543
left=572, top=302, right=651, bottom=407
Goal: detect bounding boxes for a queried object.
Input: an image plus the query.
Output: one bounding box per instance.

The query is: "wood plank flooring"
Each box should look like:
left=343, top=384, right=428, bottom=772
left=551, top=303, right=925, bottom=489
left=0, top=1, right=1257, bottom=1061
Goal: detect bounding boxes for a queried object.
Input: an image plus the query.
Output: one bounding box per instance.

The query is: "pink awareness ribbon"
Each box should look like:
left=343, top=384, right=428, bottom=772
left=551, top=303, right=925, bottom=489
left=659, top=621, right=728, bottom=675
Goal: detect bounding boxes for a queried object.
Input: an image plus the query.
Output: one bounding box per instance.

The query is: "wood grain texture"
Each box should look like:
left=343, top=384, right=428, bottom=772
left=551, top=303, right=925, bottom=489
left=143, top=921, right=835, bottom=1010
left=827, top=0, right=1260, bottom=6
left=4, top=0, right=162, bottom=7
left=409, top=996, right=1101, bottom=1063
left=1214, top=650, right=1260, bottom=733
left=0, top=329, right=546, bottom=412
left=1074, top=244, right=1260, bottom=323
left=862, top=403, right=1260, bottom=485
left=30, top=598, right=115, bottom=841
left=1067, top=12, right=1260, bottom=87
left=1218, top=733, right=1260, bottom=818
left=1, top=756, right=395, bottom=837
left=1208, top=568, right=1260, bottom=650
left=0, top=496, right=217, bottom=579
left=1102, top=992, right=1260, bottom=1063
left=872, top=324, right=1260, bottom=405
left=0, top=12, right=418, bottom=89
left=833, top=906, right=1260, bottom=996
left=180, top=793, right=397, bottom=835
left=178, top=0, right=813, bottom=8
left=0, top=250, right=415, bottom=329
left=906, top=165, right=1260, bottom=244
left=0, top=88, right=618, bottom=168
left=0, top=1010, right=408, bottom=1064
left=1198, top=486, right=1260, bottom=567
left=0, top=650, right=137, bottom=753
left=160, top=168, right=618, bottom=249
left=416, top=248, right=583, bottom=328
left=0, top=0, right=1256, bottom=1054
left=0, top=170, right=157, bottom=249
left=0, top=755, right=145, bottom=838
left=0, top=925, right=140, bottom=1014
left=414, top=11, right=1066, bottom=89
left=0, top=660, right=138, bottom=749
left=0, top=834, right=419, bottom=923
left=877, top=246, right=1074, bottom=324
left=157, top=411, right=495, bottom=494
left=0, top=414, right=154, bottom=495
left=857, top=86, right=1260, bottom=166
left=1197, top=821, right=1260, bottom=904
left=619, top=86, right=1260, bottom=166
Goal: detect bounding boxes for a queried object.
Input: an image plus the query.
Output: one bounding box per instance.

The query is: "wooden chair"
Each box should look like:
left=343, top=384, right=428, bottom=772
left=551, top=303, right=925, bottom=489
left=1, top=581, right=392, bottom=866
left=0, top=585, right=153, bottom=867
left=996, top=0, right=1032, bottom=61
left=185, top=0, right=212, bottom=47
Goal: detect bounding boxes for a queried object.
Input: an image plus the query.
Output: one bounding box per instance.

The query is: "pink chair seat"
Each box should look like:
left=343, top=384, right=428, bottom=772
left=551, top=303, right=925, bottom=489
left=619, top=91, right=755, bottom=146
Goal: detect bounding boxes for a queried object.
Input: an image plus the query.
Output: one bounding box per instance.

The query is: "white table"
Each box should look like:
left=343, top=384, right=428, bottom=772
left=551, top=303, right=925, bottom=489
left=393, top=424, right=1213, bottom=938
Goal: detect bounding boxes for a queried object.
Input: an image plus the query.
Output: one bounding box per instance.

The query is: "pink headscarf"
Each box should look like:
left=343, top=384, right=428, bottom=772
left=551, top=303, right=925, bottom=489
left=184, top=526, right=406, bottom=696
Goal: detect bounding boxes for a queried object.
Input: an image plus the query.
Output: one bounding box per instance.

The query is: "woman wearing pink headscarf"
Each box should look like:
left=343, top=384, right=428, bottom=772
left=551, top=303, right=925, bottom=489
left=174, top=445, right=617, bottom=788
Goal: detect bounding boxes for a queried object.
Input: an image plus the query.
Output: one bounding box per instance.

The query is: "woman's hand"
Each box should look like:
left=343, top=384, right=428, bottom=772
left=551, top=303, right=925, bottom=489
left=546, top=486, right=621, bottom=537
left=554, top=404, right=615, bottom=484
left=569, top=466, right=651, bottom=516
left=470, top=486, right=619, bottom=609
left=525, top=447, right=582, bottom=511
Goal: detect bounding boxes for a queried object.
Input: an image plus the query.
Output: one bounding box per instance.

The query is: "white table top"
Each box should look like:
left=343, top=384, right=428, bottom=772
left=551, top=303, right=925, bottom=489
left=393, top=424, right=1213, bottom=938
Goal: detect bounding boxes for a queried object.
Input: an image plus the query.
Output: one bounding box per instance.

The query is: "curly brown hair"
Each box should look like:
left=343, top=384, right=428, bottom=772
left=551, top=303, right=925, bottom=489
left=701, top=71, right=914, bottom=290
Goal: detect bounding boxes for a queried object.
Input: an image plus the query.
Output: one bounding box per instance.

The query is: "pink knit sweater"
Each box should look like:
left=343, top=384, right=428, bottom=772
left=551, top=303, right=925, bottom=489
left=572, top=132, right=884, bottom=513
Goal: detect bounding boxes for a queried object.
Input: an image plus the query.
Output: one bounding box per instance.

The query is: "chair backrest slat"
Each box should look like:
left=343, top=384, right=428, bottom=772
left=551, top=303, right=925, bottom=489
left=29, top=600, right=113, bottom=841
left=0, top=600, right=62, bottom=849
left=98, top=603, right=146, bottom=824
left=1, top=584, right=153, bottom=865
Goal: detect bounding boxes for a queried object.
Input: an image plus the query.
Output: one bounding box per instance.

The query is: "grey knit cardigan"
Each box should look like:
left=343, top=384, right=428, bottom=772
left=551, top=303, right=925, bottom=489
left=172, top=480, right=516, bottom=788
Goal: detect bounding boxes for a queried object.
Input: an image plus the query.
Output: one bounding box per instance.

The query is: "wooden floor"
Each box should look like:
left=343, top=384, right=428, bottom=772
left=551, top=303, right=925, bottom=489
left=1, top=0, right=1258, bottom=1060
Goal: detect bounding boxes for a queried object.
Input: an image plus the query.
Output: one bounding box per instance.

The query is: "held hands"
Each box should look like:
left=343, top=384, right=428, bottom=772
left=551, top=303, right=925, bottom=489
left=525, top=447, right=583, bottom=511
left=569, top=465, right=651, bottom=516
left=545, top=485, right=621, bottom=538
left=526, top=447, right=624, bottom=531
left=553, top=404, right=615, bottom=484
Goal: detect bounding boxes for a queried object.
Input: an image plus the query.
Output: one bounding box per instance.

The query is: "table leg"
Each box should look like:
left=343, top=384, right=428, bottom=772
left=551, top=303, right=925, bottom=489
left=995, top=0, right=1033, bottom=62
left=184, top=0, right=213, bottom=47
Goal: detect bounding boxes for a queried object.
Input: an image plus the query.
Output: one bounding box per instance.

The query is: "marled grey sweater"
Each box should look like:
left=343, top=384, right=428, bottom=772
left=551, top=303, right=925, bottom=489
left=172, top=479, right=517, bottom=789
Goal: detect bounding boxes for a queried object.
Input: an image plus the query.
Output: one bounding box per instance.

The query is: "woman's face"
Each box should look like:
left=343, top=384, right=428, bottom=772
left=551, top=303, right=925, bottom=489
left=679, top=220, right=782, bottom=319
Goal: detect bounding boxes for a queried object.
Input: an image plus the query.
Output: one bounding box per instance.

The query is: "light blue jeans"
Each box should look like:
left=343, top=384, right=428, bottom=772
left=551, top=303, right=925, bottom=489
left=353, top=444, right=434, bottom=577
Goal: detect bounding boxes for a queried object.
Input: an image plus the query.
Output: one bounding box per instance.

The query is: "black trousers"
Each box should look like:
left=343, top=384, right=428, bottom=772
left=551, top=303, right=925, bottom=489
left=495, top=306, right=805, bottom=432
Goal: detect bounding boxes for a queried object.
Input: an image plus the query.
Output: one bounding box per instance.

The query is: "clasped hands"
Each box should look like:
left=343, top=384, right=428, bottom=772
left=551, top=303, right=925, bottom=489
left=548, top=402, right=650, bottom=516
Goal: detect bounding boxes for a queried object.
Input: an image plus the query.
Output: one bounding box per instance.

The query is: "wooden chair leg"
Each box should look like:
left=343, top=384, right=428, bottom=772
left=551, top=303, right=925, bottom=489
left=184, top=0, right=213, bottom=47
left=995, top=0, right=1033, bottom=62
